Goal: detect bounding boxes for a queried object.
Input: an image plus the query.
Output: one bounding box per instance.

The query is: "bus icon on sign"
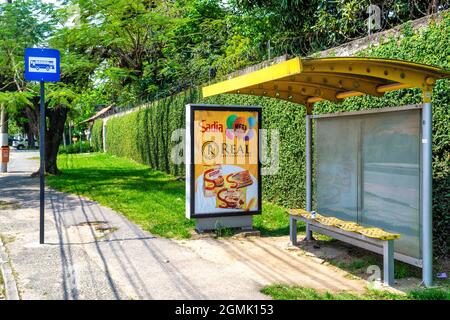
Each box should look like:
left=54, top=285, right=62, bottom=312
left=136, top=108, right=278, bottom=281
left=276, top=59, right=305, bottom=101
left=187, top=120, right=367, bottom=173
left=24, top=48, right=60, bottom=82
left=29, top=57, right=56, bottom=73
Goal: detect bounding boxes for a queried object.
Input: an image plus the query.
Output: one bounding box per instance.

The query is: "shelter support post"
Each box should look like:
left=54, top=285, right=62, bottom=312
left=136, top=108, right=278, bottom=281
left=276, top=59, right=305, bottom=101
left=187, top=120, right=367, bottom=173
left=305, top=111, right=313, bottom=240
left=290, top=216, right=297, bottom=245
left=422, top=91, right=433, bottom=287
left=383, top=240, right=394, bottom=286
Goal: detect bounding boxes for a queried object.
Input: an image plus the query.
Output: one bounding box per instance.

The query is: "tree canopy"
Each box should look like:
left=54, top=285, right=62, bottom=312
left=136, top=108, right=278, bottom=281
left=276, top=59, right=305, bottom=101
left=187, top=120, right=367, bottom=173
left=3, top=0, right=449, bottom=116
left=1, top=0, right=449, bottom=173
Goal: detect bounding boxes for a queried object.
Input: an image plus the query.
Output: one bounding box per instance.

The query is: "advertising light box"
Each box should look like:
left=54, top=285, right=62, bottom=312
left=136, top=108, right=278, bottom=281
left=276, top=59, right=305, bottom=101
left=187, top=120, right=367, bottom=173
left=186, top=104, right=262, bottom=218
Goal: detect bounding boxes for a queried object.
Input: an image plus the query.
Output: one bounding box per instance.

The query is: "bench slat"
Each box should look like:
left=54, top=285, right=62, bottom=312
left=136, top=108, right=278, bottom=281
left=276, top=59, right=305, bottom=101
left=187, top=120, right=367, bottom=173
left=289, top=209, right=400, bottom=241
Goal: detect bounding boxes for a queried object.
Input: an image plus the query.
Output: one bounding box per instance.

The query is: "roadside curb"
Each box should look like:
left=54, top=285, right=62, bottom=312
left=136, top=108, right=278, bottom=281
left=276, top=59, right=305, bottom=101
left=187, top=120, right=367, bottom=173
left=0, top=237, right=20, bottom=300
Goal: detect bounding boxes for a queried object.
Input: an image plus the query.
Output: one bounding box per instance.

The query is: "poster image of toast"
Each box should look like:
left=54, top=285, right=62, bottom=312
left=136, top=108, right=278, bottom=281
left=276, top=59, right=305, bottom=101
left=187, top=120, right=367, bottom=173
left=216, top=188, right=246, bottom=209
left=188, top=106, right=261, bottom=217
left=203, top=165, right=224, bottom=197
left=225, top=170, right=253, bottom=189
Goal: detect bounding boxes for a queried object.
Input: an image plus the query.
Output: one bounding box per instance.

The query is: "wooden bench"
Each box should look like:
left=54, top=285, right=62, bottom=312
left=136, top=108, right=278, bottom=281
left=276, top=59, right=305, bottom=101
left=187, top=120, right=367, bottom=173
left=289, top=209, right=400, bottom=286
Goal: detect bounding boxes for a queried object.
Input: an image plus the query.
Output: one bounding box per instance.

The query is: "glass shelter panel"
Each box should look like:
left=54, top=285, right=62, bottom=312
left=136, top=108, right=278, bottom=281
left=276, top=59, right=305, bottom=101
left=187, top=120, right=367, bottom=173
left=361, top=110, right=421, bottom=258
left=315, top=108, right=421, bottom=259
left=315, top=117, right=360, bottom=222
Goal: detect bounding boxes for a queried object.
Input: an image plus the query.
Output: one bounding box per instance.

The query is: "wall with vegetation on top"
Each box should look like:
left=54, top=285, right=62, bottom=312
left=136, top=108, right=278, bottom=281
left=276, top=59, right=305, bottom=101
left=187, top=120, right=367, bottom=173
left=91, top=14, right=450, bottom=256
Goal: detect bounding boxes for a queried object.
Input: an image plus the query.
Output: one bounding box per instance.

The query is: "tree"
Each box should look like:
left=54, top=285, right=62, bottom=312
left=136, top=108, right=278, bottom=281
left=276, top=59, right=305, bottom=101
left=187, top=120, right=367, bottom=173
left=232, top=0, right=450, bottom=55
left=0, top=0, right=93, bottom=174
left=58, top=0, right=187, bottom=104
left=43, top=85, right=78, bottom=172
left=0, top=91, right=34, bottom=146
left=59, top=0, right=268, bottom=103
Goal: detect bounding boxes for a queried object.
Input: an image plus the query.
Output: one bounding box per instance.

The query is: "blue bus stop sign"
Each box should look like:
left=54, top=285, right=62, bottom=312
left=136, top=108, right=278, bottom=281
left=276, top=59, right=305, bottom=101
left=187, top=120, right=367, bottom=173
left=24, top=48, right=61, bottom=244
left=24, top=48, right=60, bottom=82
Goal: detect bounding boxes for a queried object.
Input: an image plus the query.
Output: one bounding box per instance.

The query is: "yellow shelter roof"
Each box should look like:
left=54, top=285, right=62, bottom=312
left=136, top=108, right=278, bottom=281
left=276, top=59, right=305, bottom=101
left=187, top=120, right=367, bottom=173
left=202, top=57, right=450, bottom=108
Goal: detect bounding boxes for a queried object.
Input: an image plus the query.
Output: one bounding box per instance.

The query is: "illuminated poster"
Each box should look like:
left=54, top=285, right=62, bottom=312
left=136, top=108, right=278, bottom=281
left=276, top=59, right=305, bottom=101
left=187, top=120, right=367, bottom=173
left=186, top=105, right=261, bottom=218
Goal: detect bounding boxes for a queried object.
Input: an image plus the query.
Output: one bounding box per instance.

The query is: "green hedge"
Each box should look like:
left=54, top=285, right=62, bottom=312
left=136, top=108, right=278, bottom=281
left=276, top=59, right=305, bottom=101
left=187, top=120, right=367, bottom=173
left=104, top=89, right=199, bottom=177
left=91, top=119, right=103, bottom=152
left=59, top=141, right=93, bottom=154
left=93, top=14, right=450, bottom=256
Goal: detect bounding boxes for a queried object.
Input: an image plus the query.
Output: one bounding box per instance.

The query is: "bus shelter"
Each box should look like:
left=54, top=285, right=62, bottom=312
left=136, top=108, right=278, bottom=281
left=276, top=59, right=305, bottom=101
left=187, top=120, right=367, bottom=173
left=202, top=57, right=450, bottom=287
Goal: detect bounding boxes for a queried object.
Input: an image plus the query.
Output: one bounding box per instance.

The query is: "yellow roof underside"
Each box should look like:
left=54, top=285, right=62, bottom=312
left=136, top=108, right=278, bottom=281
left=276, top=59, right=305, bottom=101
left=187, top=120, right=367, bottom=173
left=202, top=57, right=450, bottom=106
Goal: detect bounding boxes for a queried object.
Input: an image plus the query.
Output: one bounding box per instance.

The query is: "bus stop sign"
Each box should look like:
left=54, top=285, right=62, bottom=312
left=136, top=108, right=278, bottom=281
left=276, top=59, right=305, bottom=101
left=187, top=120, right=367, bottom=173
left=24, top=48, right=60, bottom=82
left=24, top=47, right=61, bottom=244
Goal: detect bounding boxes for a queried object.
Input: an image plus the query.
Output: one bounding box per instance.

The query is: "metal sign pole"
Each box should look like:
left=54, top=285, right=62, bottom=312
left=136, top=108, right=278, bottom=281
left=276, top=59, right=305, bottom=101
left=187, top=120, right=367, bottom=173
left=23, top=48, right=60, bottom=245
left=39, top=81, right=45, bottom=244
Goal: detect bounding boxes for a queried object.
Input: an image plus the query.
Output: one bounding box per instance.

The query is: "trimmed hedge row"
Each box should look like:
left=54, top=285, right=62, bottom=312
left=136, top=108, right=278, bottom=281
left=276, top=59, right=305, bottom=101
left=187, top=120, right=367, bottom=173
left=59, top=141, right=93, bottom=154
left=104, top=89, right=199, bottom=177
left=92, top=14, right=450, bottom=256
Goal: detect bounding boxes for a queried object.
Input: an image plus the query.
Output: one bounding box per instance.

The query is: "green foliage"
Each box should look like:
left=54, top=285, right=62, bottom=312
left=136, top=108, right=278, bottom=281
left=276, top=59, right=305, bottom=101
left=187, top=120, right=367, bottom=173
left=233, top=0, right=449, bottom=56
left=45, top=84, right=78, bottom=109
left=91, top=120, right=103, bottom=152
left=0, top=0, right=57, bottom=92
left=0, top=91, right=34, bottom=114
left=408, top=287, right=450, bottom=300
left=261, top=284, right=449, bottom=300
left=260, top=284, right=403, bottom=300
left=58, top=141, right=93, bottom=154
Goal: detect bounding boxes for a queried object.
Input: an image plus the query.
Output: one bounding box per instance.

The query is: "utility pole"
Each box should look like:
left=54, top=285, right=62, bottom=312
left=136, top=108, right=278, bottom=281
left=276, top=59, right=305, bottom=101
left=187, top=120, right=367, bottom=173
left=1, top=1, right=12, bottom=173
left=1, top=105, right=8, bottom=173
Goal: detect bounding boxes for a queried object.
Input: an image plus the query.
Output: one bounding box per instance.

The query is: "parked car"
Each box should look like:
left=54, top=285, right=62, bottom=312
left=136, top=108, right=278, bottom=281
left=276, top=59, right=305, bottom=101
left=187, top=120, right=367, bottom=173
left=12, top=137, right=38, bottom=150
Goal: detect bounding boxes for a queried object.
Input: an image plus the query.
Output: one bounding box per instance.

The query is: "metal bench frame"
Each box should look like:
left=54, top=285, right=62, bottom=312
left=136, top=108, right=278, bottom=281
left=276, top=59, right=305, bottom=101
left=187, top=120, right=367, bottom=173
left=290, top=215, right=395, bottom=286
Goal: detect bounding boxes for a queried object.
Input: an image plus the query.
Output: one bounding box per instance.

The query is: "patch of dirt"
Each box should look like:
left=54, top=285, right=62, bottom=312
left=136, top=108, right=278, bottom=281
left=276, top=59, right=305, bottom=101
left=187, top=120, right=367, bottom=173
left=294, top=238, right=426, bottom=292
left=190, top=227, right=261, bottom=240
left=179, top=235, right=368, bottom=294
left=0, top=200, right=21, bottom=210
left=75, top=221, right=118, bottom=239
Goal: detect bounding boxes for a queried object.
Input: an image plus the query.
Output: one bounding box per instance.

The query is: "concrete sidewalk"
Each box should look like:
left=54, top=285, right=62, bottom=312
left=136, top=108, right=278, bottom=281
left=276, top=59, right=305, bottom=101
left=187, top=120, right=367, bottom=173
left=0, top=150, right=367, bottom=300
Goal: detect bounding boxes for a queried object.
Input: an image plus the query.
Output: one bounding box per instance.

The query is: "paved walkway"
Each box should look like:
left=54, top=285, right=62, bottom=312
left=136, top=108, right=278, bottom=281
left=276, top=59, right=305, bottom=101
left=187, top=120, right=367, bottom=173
left=0, top=150, right=367, bottom=300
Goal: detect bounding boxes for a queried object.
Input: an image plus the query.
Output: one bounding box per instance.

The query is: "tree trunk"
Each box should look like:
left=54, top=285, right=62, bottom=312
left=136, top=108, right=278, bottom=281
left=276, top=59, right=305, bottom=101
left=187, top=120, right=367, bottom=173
left=21, top=122, right=35, bottom=148
left=428, top=0, right=439, bottom=14
left=45, top=105, right=68, bottom=174
left=24, top=104, right=39, bottom=144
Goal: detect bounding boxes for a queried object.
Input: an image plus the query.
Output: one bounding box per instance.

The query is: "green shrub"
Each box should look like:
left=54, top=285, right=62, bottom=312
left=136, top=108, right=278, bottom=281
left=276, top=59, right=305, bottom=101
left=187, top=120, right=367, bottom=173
left=59, top=141, right=93, bottom=154
left=261, top=284, right=450, bottom=300
left=408, top=287, right=450, bottom=300
left=102, top=14, right=450, bottom=257
left=91, top=120, right=103, bottom=152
